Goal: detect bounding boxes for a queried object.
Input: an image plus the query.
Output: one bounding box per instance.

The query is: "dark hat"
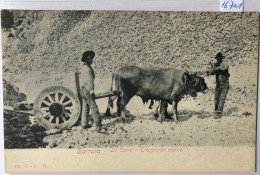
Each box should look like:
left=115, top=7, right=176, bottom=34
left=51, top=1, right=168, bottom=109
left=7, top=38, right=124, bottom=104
left=81, top=51, right=95, bottom=62
left=215, top=52, right=225, bottom=59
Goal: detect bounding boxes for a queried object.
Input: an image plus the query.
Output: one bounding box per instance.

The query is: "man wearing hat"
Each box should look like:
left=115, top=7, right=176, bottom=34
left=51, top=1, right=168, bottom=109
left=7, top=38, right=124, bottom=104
left=207, top=52, right=230, bottom=119
left=80, top=51, right=101, bottom=131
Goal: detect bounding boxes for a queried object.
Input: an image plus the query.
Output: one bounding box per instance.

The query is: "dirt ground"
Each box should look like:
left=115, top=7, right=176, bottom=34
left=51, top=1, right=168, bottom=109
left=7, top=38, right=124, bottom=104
left=42, top=68, right=257, bottom=148
left=42, top=97, right=256, bottom=148
left=4, top=71, right=257, bottom=149
left=2, top=11, right=257, bottom=149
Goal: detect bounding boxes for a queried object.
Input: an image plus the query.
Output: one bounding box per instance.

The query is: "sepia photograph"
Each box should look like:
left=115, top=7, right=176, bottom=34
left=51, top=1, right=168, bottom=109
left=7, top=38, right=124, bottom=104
left=1, top=10, right=259, bottom=172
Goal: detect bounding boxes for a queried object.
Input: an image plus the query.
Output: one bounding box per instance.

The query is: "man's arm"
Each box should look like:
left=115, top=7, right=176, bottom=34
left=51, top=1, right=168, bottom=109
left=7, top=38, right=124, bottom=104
left=87, top=68, right=95, bottom=95
left=206, top=68, right=217, bottom=75
left=213, top=60, right=229, bottom=71
left=191, top=70, right=208, bottom=76
left=205, top=60, right=230, bottom=75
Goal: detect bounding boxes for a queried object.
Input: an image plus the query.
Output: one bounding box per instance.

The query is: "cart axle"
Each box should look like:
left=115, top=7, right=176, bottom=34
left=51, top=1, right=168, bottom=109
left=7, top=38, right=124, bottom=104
left=49, top=103, right=64, bottom=116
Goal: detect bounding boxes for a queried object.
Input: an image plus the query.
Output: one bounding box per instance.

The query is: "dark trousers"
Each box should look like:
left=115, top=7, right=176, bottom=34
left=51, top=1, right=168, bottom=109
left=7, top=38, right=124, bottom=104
left=81, top=87, right=101, bottom=126
left=214, top=83, right=229, bottom=113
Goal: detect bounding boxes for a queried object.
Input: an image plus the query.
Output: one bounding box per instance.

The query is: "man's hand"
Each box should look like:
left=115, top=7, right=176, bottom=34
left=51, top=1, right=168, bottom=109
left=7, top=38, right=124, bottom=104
left=91, top=93, right=96, bottom=99
left=90, top=89, right=96, bottom=99
left=213, top=67, right=219, bottom=71
left=209, top=61, right=213, bottom=68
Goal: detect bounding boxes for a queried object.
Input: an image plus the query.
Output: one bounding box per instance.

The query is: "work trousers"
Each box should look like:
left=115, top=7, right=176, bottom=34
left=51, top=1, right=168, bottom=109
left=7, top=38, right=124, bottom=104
left=214, top=83, right=229, bottom=113
left=81, top=87, right=101, bottom=126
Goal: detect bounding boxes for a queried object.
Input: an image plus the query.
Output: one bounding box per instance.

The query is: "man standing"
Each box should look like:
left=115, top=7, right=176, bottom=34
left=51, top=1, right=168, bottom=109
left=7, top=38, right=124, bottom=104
left=207, top=52, right=230, bottom=119
left=80, top=51, right=101, bottom=131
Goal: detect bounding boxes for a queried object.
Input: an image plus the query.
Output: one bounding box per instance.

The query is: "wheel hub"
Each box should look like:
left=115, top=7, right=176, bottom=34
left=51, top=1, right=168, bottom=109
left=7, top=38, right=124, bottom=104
left=49, top=103, right=64, bottom=116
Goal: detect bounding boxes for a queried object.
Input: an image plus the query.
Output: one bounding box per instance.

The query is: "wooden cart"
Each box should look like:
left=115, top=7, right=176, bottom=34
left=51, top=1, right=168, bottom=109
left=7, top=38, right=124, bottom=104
left=33, top=72, right=115, bottom=130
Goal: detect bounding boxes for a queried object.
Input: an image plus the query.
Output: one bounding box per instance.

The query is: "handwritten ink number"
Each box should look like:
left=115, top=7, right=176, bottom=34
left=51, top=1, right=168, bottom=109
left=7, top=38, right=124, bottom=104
left=233, top=2, right=243, bottom=9
left=230, top=0, right=233, bottom=10
left=222, top=1, right=229, bottom=8
left=222, top=0, right=243, bottom=10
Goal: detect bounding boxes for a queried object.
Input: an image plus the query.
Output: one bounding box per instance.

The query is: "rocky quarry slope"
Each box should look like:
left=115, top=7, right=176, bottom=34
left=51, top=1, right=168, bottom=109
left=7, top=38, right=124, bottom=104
left=2, top=11, right=259, bottom=148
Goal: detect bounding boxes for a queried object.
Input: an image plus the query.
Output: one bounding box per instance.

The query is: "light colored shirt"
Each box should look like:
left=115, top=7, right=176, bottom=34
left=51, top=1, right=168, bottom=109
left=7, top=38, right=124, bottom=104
left=213, top=59, right=230, bottom=84
left=214, top=59, right=230, bottom=71
left=79, top=65, right=95, bottom=94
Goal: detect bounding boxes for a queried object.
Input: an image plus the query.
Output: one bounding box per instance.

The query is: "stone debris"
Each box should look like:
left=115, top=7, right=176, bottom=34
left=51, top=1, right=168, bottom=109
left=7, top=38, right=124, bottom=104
left=2, top=11, right=257, bottom=149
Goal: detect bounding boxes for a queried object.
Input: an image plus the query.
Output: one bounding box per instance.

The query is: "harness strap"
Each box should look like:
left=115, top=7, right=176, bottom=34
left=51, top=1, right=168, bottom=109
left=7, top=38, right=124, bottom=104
left=182, top=72, right=190, bottom=95
left=182, top=72, right=200, bottom=97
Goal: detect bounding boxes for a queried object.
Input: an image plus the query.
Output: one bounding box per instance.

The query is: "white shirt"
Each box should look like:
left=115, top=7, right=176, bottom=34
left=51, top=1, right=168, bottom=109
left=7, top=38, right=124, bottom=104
left=79, top=64, right=95, bottom=94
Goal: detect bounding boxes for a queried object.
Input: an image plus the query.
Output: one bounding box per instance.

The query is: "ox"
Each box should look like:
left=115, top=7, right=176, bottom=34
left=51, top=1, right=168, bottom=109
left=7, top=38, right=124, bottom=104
left=105, top=65, right=207, bottom=123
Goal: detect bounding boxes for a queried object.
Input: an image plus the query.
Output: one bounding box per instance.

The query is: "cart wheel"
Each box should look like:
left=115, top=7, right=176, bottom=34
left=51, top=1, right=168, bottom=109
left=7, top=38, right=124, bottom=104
left=34, top=86, right=81, bottom=130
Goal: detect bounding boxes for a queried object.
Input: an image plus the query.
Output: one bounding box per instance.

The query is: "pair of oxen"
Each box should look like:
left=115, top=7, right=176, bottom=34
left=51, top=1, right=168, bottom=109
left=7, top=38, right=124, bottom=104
left=105, top=65, right=208, bottom=123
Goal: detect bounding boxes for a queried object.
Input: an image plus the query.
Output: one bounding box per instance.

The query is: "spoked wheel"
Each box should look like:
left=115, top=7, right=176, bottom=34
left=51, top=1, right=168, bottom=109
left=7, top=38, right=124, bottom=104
left=34, top=86, right=81, bottom=130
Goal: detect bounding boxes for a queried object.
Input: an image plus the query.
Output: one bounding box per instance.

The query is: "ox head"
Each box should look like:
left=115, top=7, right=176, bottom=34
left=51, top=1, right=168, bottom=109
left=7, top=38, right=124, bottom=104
left=183, top=72, right=208, bottom=97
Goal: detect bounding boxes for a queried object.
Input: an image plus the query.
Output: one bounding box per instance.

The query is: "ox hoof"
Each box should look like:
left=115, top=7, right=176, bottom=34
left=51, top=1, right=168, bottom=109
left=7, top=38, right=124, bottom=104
left=165, top=113, right=173, bottom=119
left=88, top=125, right=102, bottom=132
left=174, top=120, right=180, bottom=124
left=104, top=109, right=112, bottom=117
left=157, top=116, right=165, bottom=123
left=123, top=117, right=131, bottom=123
left=214, top=112, right=222, bottom=119
left=104, top=112, right=112, bottom=118
left=119, top=117, right=126, bottom=123
left=153, top=113, right=159, bottom=119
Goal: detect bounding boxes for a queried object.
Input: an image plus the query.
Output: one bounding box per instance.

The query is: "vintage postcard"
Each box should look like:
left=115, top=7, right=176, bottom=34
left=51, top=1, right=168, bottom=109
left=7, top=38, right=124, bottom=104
left=1, top=10, right=259, bottom=173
